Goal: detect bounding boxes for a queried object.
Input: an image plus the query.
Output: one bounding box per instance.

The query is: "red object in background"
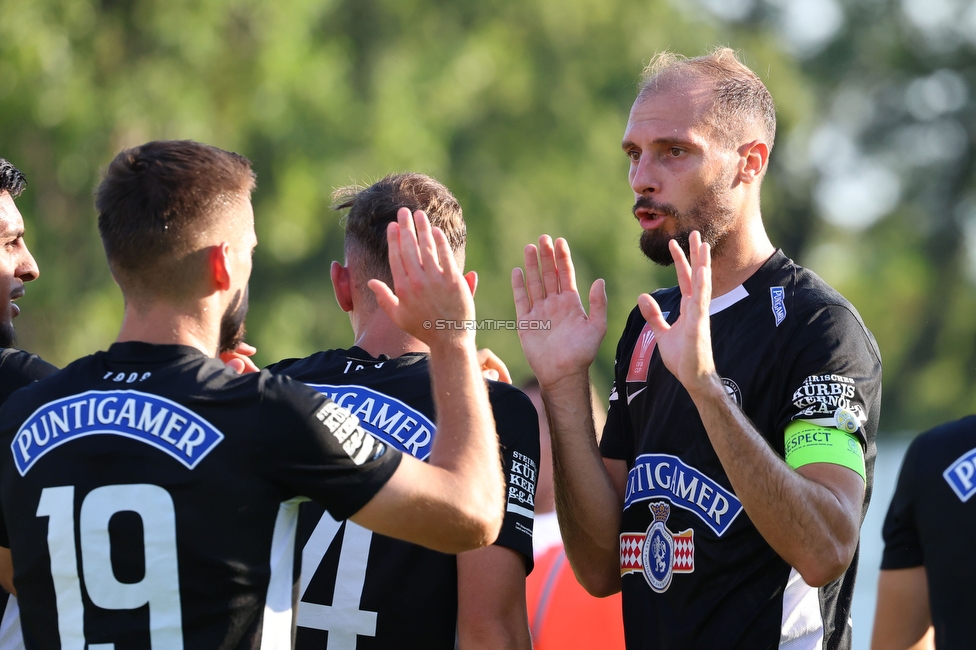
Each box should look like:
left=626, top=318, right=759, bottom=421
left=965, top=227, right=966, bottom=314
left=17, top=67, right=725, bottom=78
left=526, top=545, right=627, bottom=649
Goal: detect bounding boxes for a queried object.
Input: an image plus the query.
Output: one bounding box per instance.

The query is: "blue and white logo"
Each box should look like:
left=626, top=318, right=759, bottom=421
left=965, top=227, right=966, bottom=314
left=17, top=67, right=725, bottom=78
left=770, top=286, right=787, bottom=327
left=307, top=384, right=435, bottom=460
left=623, top=454, right=744, bottom=536
left=944, top=446, right=976, bottom=502
left=12, top=390, right=224, bottom=476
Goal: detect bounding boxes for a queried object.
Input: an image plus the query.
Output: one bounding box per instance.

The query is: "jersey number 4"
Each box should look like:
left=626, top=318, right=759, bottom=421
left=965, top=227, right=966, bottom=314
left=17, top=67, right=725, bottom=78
left=298, top=513, right=378, bottom=649
left=36, top=484, right=183, bottom=649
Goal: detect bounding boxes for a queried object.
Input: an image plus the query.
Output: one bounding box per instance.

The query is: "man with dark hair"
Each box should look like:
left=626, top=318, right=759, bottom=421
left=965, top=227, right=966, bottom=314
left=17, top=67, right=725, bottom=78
left=267, top=172, right=538, bottom=649
left=0, top=158, right=53, bottom=649
left=513, top=49, right=881, bottom=648
left=0, top=141, right=505, bottom=649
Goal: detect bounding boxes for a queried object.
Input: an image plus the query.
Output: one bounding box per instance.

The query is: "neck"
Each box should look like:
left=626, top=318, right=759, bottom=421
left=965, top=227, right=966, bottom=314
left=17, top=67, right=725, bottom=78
left=349, top=306, right=429, bottom=359
left=708, top=210, right=775, bottom=298
left=116, top=300, right=220, bottom=357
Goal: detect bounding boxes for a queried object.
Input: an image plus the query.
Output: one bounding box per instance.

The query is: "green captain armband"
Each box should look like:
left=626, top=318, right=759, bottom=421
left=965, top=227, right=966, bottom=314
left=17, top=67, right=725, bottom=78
left=784, top=420, right=866, bottom=481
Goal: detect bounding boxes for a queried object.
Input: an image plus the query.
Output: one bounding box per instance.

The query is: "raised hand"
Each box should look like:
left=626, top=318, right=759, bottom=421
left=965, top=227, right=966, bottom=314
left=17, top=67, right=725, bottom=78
left=512, top=235, right=607, bottom=389
left=369, top=208, right=476, bottom=348
left=637, top=230, right=717, bottom=395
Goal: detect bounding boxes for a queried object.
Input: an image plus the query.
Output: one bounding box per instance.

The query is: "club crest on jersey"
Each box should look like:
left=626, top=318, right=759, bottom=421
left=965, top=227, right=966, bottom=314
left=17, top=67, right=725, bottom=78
left=943, top=446, right=976, bottom=502
left=620, top=501, right=694, bottom=593
left=626, top=314, right=669, bottom=384
left=307, top=384, right=435, bottom=460
left=624, top=454, right=743, bottom=536
left=770, top=286, right=787, bottom=326
left=11, top=390, right=224, bottom=476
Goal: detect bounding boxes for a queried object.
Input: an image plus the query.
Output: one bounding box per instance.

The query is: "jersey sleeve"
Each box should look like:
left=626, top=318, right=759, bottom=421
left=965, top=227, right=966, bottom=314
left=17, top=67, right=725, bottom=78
left=776, top=304, right=882, bottom=455
left=488, top=383, right=540, bottom=574
left=259, top=373, right=402, bottom=521
left=880, top=435, right=924, bottom=569
left=0, top=349, right=58, bottom=406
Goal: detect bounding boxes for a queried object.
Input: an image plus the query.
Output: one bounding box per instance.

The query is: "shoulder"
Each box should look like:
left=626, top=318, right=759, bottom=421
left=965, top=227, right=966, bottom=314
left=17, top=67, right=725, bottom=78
left=909, top=415, right=976, bottom=463
left=266, top=350, right=337, bottom=377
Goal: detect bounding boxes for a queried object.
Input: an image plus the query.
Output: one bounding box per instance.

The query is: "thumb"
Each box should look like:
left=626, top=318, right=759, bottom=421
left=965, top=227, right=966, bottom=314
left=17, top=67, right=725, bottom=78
left=368, top=278, right=400, bottom=321
left=588, top=278, right=608, bottom=327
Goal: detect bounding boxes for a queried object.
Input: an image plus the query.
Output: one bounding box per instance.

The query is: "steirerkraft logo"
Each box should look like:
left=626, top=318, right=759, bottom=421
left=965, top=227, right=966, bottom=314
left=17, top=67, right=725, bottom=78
left=422, top=319, right=551, bottom=331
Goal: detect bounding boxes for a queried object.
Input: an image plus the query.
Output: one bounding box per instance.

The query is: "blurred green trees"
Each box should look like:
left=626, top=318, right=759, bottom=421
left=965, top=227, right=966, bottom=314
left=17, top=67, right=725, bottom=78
left=2, top=0, right=975, bottom=433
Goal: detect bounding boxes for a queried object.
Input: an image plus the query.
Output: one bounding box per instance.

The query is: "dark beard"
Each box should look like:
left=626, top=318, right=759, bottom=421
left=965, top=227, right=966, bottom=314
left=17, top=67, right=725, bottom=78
left=218, top=287, right=249, bottom=353
left=0, top=322, right=15, bottom=348
left=635, top=183, right=737, bottom=267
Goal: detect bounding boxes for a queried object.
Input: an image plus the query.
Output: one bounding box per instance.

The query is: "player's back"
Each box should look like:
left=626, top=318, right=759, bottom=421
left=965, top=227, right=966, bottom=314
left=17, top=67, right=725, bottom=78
left=0, top=342, right=399, bottom=650
left=269, top=347, right=538, bottom=650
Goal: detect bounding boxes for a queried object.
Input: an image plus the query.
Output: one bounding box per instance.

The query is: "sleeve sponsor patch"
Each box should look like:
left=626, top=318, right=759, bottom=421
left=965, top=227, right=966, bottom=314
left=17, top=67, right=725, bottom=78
left=790, top=373, right=867, bottom=429
left=507, top=450, right=537, bottom=525
left=943, top=446, right=976, bottom=502
left=314, top=400, right=381, bottom=466
left=12, top=390, right=224, bottom=475
left=784, top=420, right=866, bottom=480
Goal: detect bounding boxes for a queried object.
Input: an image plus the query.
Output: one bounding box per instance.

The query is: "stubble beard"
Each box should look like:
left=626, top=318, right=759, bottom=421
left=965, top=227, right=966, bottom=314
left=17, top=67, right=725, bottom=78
left=218, top=287, right=249, bottom=354
left=637, top=176, right=738, bottom=267
left=0, top=321, right=15, bottom=348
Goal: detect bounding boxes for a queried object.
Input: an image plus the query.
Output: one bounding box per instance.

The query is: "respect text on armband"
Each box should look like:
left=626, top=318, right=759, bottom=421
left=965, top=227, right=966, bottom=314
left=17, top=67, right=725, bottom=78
left=12, top=390, right=224, bottom=476
left=623, top=454, right=744, bottom=536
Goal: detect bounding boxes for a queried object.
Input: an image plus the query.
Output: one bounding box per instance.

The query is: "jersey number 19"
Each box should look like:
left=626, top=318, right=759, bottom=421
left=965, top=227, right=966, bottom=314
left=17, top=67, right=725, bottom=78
left=36, top=484, right=183, bottom=649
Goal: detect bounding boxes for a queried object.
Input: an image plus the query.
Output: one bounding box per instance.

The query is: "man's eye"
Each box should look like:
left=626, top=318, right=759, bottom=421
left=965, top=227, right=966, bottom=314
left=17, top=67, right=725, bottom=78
left=669, top=147, right=683, bottom=157
left=627, top=150, right=640, bottom=161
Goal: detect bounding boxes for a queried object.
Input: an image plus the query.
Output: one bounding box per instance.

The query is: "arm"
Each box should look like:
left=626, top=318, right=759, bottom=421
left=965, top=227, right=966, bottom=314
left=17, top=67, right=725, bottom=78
left=350, top=209, right=504, bottom=554
left=512, top=235, right=624, bottom=596
left=457, top=546, right=531, bottom=649
left=640, top=233, right=863, bottom=586
left=0, top=547, right=13, bottom=595
left=871, top=568, right=934, bottom=650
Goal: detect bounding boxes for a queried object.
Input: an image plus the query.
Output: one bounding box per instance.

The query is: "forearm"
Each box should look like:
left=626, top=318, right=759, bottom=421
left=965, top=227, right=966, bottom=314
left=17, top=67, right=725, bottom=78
left=689, top=374, right=862, bottom=586
left=544, top=372, right=623, bottom=596
left=871, top=568, right=933, bottom=650
left=427, top=337, right=504, bottom=540
left=457, top=546, right=531, bottom=650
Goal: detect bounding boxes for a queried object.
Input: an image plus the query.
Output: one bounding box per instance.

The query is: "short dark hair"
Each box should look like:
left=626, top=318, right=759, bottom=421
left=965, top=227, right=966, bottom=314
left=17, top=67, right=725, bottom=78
left=96, top=140, right=255, bottom=299
left=333, top=173, right=465, bottom=292
left=0, top=159, right=27, bottom=199
left=639, top=47, right=777, bottom=151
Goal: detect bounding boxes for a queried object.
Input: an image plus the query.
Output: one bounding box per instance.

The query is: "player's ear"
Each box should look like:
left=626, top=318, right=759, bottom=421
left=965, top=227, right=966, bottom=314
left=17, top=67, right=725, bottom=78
left=737, top=140, right=769, bottom=184
left=331, top=261, right=354, bottom=312
left=464, top=271, right=478, bottom=298
left=209, top=243, right=232, bottom=292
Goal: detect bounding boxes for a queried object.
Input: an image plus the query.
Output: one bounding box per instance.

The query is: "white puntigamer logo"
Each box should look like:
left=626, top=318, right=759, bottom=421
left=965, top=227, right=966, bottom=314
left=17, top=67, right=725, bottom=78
left=12, top=390, right=224, bottom=476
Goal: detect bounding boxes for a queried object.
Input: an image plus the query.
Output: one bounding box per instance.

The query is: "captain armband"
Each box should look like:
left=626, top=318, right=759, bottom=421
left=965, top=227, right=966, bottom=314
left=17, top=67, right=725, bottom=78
left=783, top=420, right=866, bottom=482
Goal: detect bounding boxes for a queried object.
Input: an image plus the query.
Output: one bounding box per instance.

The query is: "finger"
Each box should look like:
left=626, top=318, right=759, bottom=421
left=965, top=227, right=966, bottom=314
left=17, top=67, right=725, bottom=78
left=512, top=267, right=532, bottom=319
left=688, top=230, right=701, bottom=271
left=483, top=368, right=500, bottom=381
left=587, top=278, right=608, bottom=332
left=235, top=342, right=257, bottom=356
left=637, top=293, right=670, bottom=335
left=225, top=358, right=245, bottom=374
left=432, top=226, right=459, bottom=276
left=386, top=221, right=407, bottom=292
left=478, top=348, right=513, bottom=384
left=413, top=210, right=442, bottom=273
left=395, top=207, right=423, bottom=278
left=670, top=239, right=693, bottom=297
left=538, top=235, right=560, bottom=296
left=368, top=278, right=400, bottom=320
left=554, top=238, right=578, bottom=294
left=523, top=243, right=546, bottom=305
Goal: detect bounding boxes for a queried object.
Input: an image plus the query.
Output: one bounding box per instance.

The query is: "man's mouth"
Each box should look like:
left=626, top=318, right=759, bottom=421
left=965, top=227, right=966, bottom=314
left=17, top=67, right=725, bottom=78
left=635, top=208, right=666, bottom=230
left=10, top=288, right=23, bottom=317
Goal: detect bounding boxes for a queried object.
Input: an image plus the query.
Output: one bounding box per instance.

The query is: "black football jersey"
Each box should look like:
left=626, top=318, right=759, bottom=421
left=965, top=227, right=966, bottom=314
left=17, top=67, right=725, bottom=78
left=881, top=416, right=976, bottom=648
left=600, top=250, right=881, bottom=649
left=0, top=342, right=401, bottom=649
left=0, top=348, right=57, bottom=649
left=268, top=347, right=539, bottom=650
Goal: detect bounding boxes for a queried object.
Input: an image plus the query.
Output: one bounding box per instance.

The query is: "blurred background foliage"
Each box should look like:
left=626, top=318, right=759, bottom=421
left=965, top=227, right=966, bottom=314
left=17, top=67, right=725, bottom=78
left=2, top=0, right=975, bottom=435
